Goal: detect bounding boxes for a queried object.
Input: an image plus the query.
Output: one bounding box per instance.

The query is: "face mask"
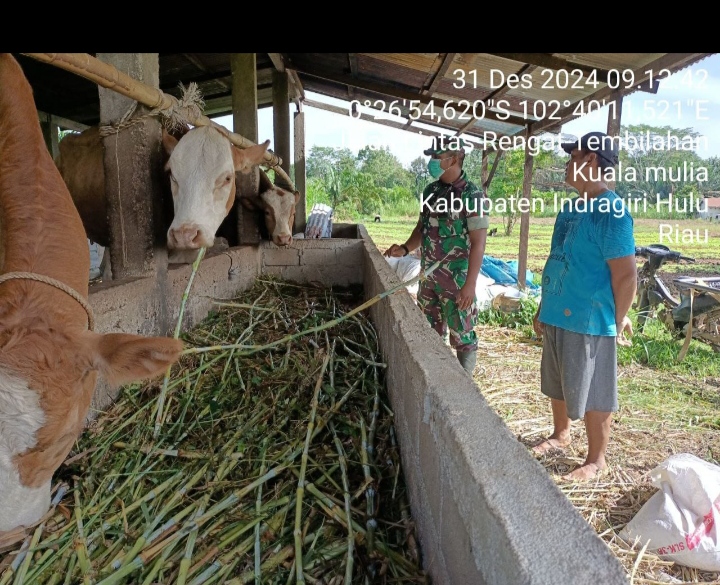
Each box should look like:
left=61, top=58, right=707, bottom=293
left=427, top=158, right=446, bottom=179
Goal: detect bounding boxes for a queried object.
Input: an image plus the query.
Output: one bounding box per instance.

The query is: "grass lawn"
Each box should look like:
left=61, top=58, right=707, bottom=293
left=359, top=214, right=720, bottom=276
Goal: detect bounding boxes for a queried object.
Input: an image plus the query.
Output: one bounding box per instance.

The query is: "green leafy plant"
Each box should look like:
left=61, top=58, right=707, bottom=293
left=478, top=295, right=540, bottom=338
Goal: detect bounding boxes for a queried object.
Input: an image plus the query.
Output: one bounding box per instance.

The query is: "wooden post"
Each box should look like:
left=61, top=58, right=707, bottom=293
left=606, top=96, right=623, bottom=192
left=273, top=70, right=291, bottom=187
left=232, top=53, right=262, bottom=245
left=39, top=113, right=60, bottom=159
left=98, top=53, right=166, bottom=282
left=517, top=129, right=535, bottom=290
left=293, top=106, right=307, bottom=234
left=481, top=149, right=489, bottom=191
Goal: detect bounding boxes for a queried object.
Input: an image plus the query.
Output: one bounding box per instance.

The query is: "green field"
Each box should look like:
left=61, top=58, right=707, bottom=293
left=359, top=214, right=720, bottom=276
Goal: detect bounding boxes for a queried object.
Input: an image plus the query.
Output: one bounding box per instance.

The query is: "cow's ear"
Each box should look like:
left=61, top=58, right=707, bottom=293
left=293, top=190, right=301, bottom=204
left=80, top=331, right=183, bottom=387
left=233, top=140, right=271, bottom=174
left=239, top=195, right=259, bottom=211
left=162, top=129, right=179, bottom=156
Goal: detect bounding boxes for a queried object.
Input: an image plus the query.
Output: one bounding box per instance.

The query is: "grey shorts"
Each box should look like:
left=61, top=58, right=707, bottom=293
left=540, top=324, right=618, bottom=420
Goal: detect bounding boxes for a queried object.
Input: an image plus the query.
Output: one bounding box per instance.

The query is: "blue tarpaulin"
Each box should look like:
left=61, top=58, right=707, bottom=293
left=481, top=256, right=541, bottom=291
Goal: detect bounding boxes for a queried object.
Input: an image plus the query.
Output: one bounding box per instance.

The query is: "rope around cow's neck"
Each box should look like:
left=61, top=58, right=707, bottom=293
left=0, top=272, right=95, bottom=330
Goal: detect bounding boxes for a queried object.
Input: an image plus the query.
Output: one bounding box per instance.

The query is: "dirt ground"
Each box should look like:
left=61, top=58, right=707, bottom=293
left=474, top=323, right=720, bottom=584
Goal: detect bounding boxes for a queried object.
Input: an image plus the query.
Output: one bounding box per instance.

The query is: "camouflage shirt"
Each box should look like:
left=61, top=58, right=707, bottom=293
left=419, top=171, right=489, bottom=272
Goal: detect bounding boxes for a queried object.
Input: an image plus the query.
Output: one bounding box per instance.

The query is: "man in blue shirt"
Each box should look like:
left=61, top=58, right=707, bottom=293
left=531, top=131, right=637, bottom=481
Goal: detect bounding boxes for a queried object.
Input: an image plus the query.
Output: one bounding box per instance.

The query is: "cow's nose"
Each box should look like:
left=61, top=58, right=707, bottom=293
left=275, top=234, right=292, bottom=247
left=169, top=224, right=202, bottom=249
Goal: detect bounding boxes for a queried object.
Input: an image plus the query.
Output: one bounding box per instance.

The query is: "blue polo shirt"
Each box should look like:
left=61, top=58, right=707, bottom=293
left=539, top=190, right=635, bottom=336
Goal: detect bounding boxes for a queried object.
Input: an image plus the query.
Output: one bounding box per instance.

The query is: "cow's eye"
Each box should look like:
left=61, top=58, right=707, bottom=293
left=169, top=173, right=178, bottom=184
left=265, top=210, right=271, bottom=216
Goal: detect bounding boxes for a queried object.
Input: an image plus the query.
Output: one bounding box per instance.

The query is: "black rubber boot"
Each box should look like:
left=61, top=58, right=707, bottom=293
left=456, top=350, right=477, bottom=375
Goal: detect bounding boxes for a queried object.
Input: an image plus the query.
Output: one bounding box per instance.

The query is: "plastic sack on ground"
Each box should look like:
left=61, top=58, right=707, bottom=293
left=619, top=453, right=720, bottom=572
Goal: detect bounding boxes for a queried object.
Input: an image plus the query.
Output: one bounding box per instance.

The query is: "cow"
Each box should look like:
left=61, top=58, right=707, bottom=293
left=0, top=53, right=184, bottom=533
left=55, top=121, right=297, bottom=265
left=239, top=168, right=301, bottom=247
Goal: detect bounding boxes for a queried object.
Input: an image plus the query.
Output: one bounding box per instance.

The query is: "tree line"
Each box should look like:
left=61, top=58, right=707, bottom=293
left=302, top=124, right=718, bottom=231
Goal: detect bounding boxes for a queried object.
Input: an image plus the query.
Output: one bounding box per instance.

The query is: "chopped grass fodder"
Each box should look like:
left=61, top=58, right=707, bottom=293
left=0, top=278, right=429, bottom=585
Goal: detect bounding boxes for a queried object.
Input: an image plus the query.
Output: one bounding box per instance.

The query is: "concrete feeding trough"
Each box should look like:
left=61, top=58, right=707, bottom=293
left=87, top=225, right=627, bottom=585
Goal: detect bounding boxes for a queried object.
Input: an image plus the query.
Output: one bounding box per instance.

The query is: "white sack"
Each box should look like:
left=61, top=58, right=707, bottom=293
left=619, top=453, right=720, bottom=572
left=385, top=256, right=495, bottom=302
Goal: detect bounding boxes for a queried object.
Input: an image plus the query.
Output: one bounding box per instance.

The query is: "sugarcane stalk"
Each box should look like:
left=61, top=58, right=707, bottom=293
left=295, top=348, right=332, bottom=584
left=330, top=422, right=354, bottom=585
left=140, top=537, right=183, bottom=585
left=154, top=246, right=206, bottom=438
left=302, top=482, right=419, bottom=574
left=226, top=543, right=295, bottom=585
left=73, top=483, right=93, bottom=585
left=62, top=554, right=78, bottom=585
left=176, top=504, right=206, bottom=585
left=12, top=521, right=44, bottom=585
left=183, top=260, right=442, bottom=357
left=254, top=442, right=267, bottom=585
left=360, top=419, right=376, bottom=555
left=0, top=275, right=428, bottom=583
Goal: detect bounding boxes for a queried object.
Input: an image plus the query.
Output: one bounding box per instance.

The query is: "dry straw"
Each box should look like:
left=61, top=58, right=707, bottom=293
left=476, top=323, right=720, bottom=584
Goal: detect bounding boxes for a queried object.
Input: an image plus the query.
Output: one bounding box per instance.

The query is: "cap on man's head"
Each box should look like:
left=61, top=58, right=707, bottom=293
left=561, top=131, right=619, bottom=166
left=424, top=136, right=470, bottom=156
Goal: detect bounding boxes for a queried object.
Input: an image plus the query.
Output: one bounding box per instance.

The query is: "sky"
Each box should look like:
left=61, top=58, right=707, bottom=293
left=214, top=53, right=720, bottom=168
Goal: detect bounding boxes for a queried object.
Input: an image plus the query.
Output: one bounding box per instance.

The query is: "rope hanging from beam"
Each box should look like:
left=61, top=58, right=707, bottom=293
left=21, top=53, right=296, bottom=191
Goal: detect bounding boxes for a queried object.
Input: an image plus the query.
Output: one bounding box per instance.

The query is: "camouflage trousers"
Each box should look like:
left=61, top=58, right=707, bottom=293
left=417, top=266, right=478, bottom=352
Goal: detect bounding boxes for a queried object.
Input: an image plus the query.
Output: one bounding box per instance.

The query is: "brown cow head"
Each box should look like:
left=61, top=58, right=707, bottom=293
left=240, top=182, right=301, bottom=247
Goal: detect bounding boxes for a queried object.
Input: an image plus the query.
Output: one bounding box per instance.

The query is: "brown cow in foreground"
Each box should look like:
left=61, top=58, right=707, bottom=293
left=0, top=53, right=183, bottom=533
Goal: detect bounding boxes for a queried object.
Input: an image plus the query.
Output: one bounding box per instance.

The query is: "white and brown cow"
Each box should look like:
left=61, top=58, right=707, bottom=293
left=240, top=168, right=301, bottom=247
left=55, top=122, right=272, bottom=260
left=0, top=53, right=183, bottom=533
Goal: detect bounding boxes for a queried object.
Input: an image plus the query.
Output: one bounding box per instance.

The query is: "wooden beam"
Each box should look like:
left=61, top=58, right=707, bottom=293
left=605, top=96, right=623, bottom=192
left=273, top=70, right=291, bottom=182
left=267, top=53, right=285, bottom=72
left=481, top=149, right=489, bottom=188
left=517, top=128, right=534, bottom=290
left=303, top=98, right=478, bottom=147
left=290, top=61, right=530, bottom=127
left=288, top=69, right=305, bottom=104
left=347, top=53, right=358, bottom=100
left=38, top=111, right=89, bottom=133
left=483, top=149, right=504, bottom=192
left=182, top=53, right=231, bottom=92
left=423, top=52, right=456, bottom=95
left=232, top=53, right=262, bottom=245
left=487, top=53, right=613, bottom=84
left=529, top=53, right=711, bottom=135
left=98, top=53, right=162, bottom=281
left=293, top=109, right=306, bottom=234
left=268, top=54, right=305, bottom=105
left=456, top=63, right=537, bottom=135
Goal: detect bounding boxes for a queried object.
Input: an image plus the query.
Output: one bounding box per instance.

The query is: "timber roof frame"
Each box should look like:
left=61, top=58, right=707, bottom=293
left=14, top=52, right=715, bottom=146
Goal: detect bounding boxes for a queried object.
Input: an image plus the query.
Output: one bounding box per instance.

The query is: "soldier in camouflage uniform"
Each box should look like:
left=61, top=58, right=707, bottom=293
left=385, top=139, right=489, bottom=374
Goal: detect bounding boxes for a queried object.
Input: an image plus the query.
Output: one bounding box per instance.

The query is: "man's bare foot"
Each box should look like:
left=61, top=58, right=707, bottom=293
left=531, top=436, right=571, bottom=455
left=561, top=462, right=607, bottom=481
